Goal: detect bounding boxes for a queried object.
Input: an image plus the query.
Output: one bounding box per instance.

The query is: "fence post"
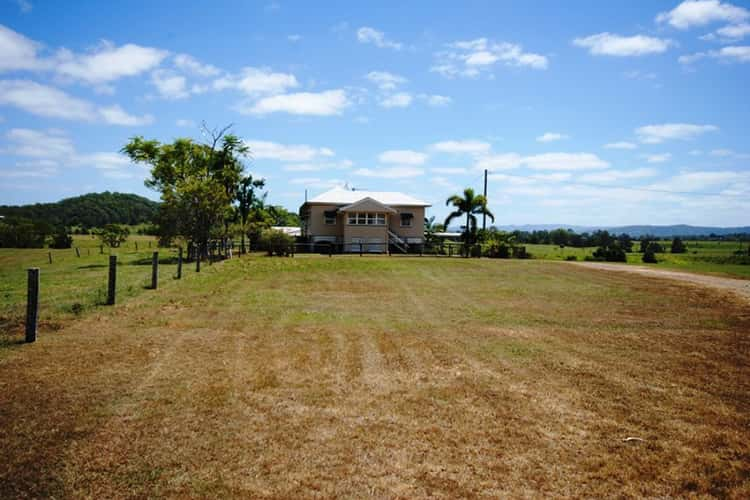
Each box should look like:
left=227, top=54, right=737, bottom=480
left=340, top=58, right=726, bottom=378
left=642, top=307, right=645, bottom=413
left=25, top=268, right=39, bottom=343
left=329, top=243, right=333, bottom=258
left=151, top=251, right=159, bottom=290
left=75, top=247, right=80, bottom=258
left=107, top=255, right=117, bottom=305
left=148, top=241, right=151, bottom=248
left=196, top=248, right=201, bottom=273
left=420, top=244, right=423, bottom=257
left=177, top=247, right=183, bottom=279
left=135, top=241, right=138, bottom=251
left=360, top=242, right=363, bottom=256
left=48, top=252, right=52, bottom=264
left=100, top=244, right=104, bottom=254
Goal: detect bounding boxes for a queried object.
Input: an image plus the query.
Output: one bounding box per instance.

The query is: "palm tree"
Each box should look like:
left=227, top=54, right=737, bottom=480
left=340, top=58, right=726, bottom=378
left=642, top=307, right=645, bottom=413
left=236, top=174, right=265, bottom=253
left=444, top=188, right=494, bottom=253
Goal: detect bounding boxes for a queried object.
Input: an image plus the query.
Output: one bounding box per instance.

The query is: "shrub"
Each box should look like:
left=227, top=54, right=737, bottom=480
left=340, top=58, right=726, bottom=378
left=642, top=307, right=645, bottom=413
left=49, top=227, right=73, bottom=249
left=671, top=237, right=687, bottom=254
left=260, top=229, right=294, bottom=256
left=512, top=246, right=530, bottom=259
left=565, top=255, right=578, bottom=261
left=642, top=248, right=658, bottom=263
left=592, top=244, right=627, bottom=262
left=95, top=224, right=130, bottom=248
left=484, top=242, right=511, bottom=258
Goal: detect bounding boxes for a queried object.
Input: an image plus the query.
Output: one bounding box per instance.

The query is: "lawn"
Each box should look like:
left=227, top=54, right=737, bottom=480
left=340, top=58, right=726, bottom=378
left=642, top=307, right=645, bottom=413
left=1, top=255, right=749, bottom=497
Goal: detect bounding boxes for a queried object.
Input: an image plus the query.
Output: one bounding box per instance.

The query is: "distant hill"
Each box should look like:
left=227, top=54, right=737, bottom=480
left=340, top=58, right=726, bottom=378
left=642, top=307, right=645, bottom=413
left=0, top=192, right=159, bottom=228
left=495, top=224, right=750, bottom=238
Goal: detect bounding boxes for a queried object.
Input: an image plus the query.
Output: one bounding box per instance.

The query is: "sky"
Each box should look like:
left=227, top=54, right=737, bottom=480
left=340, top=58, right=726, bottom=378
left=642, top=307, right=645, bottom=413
left=0, top=0, right=749, bottom=227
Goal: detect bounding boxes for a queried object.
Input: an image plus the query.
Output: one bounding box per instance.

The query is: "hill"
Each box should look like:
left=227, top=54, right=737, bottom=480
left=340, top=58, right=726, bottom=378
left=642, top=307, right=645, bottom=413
left=0, top=192, right=159, bottom=228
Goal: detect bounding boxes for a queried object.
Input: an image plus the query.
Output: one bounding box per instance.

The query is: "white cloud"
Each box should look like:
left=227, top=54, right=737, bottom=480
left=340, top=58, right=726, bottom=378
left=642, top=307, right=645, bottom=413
left=356, top=27, right=402, bottom=50
left=578, top=168, right=658, bottom=183
left=282, top=160, right=352, bottom=172
left=365, top=71, right=406, bottom=90
left=432, top=38, right=547, bottom=78
left=635, top=123, right=718, bottom=143
left=656, top=0, right=749, bottom=29
left=431, top=167, right=469, bottom=174
left=287, top=34, right=302, bottom=42
left=245, top=140, right=335, bottom=162
left=176, top=119, right=195, bottom=128
left=475, top=153, right=523, bottom=170
left=431, top=140, right=491, bottom=155
left=716, top=22, right=750, bottom=39
left=573, top=33, right=672, bottom=56
left=420, top=94, right=452, bottom=106
left=173, top=53, right=220, bottom=77
left=15, top=0, right=32, bottom=13
left=379, top=92, right=412, bottom=108
left=0, top=79, right=96, bottom=120
left=5, top=128, right=74, bottom=158
left=642, top=153, right=672, bottom=163
left=242, top=89, right=349, bottom=116
left=213, top=67, right=299, bottom=95
left=378, top=149, right=428, bottom=165
left=536, top=132, right=568, bottom=143
left=648, top=170, right=747, bottom=192
left=680, top=45, right=750, bottom=63
left=0, top=24, right=45, bottom=72
left=604, top=141, right=638, bottom=149
left=354, top=166, right=424, bottom=178
left=521, top=152, right=609, bottom=171
left=54, top=41, right=168, bottom=84
left=98, top=105, right=154, bottom=126
left=150, top=69, right=189, bottom=99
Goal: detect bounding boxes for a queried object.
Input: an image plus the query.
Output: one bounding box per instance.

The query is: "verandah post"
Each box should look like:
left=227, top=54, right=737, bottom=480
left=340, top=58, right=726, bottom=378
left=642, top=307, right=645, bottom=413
left=25, top=268, right=39, bottom=343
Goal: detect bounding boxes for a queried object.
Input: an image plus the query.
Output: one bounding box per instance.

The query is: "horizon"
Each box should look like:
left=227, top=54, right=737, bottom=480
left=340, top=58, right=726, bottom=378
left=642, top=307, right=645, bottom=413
left=1, top=1, right=749, bottom=226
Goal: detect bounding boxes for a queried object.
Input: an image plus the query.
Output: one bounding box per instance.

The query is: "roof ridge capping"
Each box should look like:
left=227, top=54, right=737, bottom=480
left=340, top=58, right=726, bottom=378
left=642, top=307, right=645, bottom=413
left=306, top=187, right=431, bottom=207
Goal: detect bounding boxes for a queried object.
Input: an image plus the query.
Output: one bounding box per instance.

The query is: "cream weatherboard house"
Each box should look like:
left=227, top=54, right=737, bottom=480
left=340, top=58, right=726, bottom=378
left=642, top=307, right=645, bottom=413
left=299, top=187, right=431, bottom=253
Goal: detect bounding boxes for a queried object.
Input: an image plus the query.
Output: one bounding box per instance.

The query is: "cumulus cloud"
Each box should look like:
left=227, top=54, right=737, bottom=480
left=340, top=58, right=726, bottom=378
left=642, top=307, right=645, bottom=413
left=475, top=153, right=523, bottom=170
left=0, top=79, right=96, bottom=120
left=578, top=168, right=658, bottom=183
left=54, top=41, right=168, bottom=84
left=656, top=0, right=749, bottom=29
left=356, top=27, right=402, bottom=50
left=679, top=45, right=750, bottom=63
left=573, top=33, right=672, bottom=56
left=430, top=140, right=491, bottom=155
left=173, top=53, right=220, bottom=77
left=635, top=123, right=718, bottom=143
left=354, top=166, right=424, bottom=178
left=420, top=94, right=452, bottom=106
left=379, top=92, right=412, bottom=108
left=150, top=69, right=189, bottom=99
left=642, top=153, right=672, bottom=163
left=378, top=149, right=428, bottom=165
left=521, top=152, right=609, bottom=171
left=98, top=104, right=153, bottom=126
left=604, top=141, right=638, bottom=149
left=241, top=89, right=350, bottom=116
left=432, top=37, right=547, bottom=78
left=536, top=132, right=568, bottom=142
left=213, top=66, right=299, bottom=95
left=244, top=140, right=336, bottom=162
left=0, top=24, right=46, bottom=72
left=365, top=71, right=407, bottom=90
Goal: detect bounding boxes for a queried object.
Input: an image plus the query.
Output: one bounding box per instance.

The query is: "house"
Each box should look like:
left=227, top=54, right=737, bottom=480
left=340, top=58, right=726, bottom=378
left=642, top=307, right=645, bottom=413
left=299, top=186, right=431, bottom=253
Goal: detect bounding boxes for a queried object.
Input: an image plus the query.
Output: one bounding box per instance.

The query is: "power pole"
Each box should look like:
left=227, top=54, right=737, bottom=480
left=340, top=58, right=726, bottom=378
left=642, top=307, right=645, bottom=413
left=482, top=168, right=488, bottom=231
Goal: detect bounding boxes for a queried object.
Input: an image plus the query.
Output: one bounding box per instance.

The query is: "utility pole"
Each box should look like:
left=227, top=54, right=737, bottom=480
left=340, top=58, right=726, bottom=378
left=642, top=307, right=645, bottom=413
left=482, top=168, right=488, bottom=231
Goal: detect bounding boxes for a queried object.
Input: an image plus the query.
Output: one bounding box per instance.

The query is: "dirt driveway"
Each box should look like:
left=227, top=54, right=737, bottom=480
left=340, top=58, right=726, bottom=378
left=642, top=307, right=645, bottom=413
left=572, top=261, right=750, bottom=303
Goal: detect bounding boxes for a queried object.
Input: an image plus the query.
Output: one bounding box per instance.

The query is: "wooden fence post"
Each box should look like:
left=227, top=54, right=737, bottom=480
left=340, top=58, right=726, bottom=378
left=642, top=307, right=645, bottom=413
left=151, top=251, right=159, bottom=290
left=176, top=247, right=183, bottom=279
left=48, top=252, right=52, bottom=264
left=25, top=268, right=39, bottom=343
left=359, top=242, right=363, bottom=256
left=100, top=244, right=104, bottom=254
left=329, top=243, right=333, bottom=257
left=107, top=255, right=117, bottom=305
left=75, top=247, right=80, bottom=258
left=135, top=241, right=138, bottom=251
left=196, top=247, right=201, bottom=273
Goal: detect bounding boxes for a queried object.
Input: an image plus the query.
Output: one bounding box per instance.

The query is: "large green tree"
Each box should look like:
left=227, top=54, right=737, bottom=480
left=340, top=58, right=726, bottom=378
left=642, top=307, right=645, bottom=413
left=236, top=174, right=266, bottom=253
left=444, top=188, right=494, bottom=253
left=121, top=125, right=247, bottom=254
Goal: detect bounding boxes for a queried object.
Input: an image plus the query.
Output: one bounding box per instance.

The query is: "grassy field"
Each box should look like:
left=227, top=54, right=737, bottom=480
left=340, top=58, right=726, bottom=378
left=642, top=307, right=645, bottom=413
left=1, top=254, right=748, bottom=497
left=525, top=240, right=750, bottom=279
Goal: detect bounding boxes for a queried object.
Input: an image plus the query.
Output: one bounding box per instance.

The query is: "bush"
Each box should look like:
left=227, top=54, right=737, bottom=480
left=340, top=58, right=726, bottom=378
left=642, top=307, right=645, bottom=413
left=642, top=248, right=658, bottom=263
left=95, top=224, right=130, bottom=248
left=484, top=242, right=510, bottom=258
left=565, top=255, right=578, bottom=261
left=260, top=229, right=294, bottom=256
left=49, top=227, right=73, bottom=249
left=512, top=246, right=530, bottom=259
left=671, top=237, right=687, bottom=254
left=592, top=244, right=627, bottom=262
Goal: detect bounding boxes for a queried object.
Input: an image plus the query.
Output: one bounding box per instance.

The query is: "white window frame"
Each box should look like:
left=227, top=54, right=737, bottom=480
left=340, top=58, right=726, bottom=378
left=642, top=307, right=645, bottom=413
left=346, top=212, right=386, bottom=225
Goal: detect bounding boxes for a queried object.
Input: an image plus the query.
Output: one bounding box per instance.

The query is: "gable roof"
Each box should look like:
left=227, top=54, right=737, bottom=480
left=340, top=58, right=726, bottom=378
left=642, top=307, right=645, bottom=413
left=306, top=187, right=430, bottom=207
left=339, top=197, right=397, bottom=213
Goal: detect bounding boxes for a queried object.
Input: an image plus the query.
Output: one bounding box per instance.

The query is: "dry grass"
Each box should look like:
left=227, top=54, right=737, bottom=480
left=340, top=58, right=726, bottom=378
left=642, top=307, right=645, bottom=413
left=1, top=256, right=748, bottom=498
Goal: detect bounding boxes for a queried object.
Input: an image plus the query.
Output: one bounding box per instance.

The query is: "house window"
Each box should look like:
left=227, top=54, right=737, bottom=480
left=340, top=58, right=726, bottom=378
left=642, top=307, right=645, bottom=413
left=400, top=213, right=413, bottom=227
left=346, top=212, right=386, bottom=225
left=324, top=210, right=337, bottom=225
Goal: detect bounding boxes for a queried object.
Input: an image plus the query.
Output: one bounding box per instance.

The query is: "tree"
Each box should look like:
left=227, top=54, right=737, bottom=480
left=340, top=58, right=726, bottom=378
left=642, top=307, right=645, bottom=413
left=444, top=188, right=494, bottom=256
left=236, top=174, right=265, bottom=253
left=643, top=247, right=658, bottom=263
left=671, top=237, right=687, bottom=254
left=49, top=227, right=73, bottom=249
left=122, top=125, right=247, bottom=256
left=96, top=224, right=130, bottom=248
left=592, top=243, right=627, bottom=262
left=423, top=216, right=445, bottom=247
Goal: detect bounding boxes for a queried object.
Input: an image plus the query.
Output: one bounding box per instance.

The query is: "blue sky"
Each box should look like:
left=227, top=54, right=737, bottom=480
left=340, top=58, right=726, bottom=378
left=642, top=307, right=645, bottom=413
left=1, top=0, right=749, bottom=226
